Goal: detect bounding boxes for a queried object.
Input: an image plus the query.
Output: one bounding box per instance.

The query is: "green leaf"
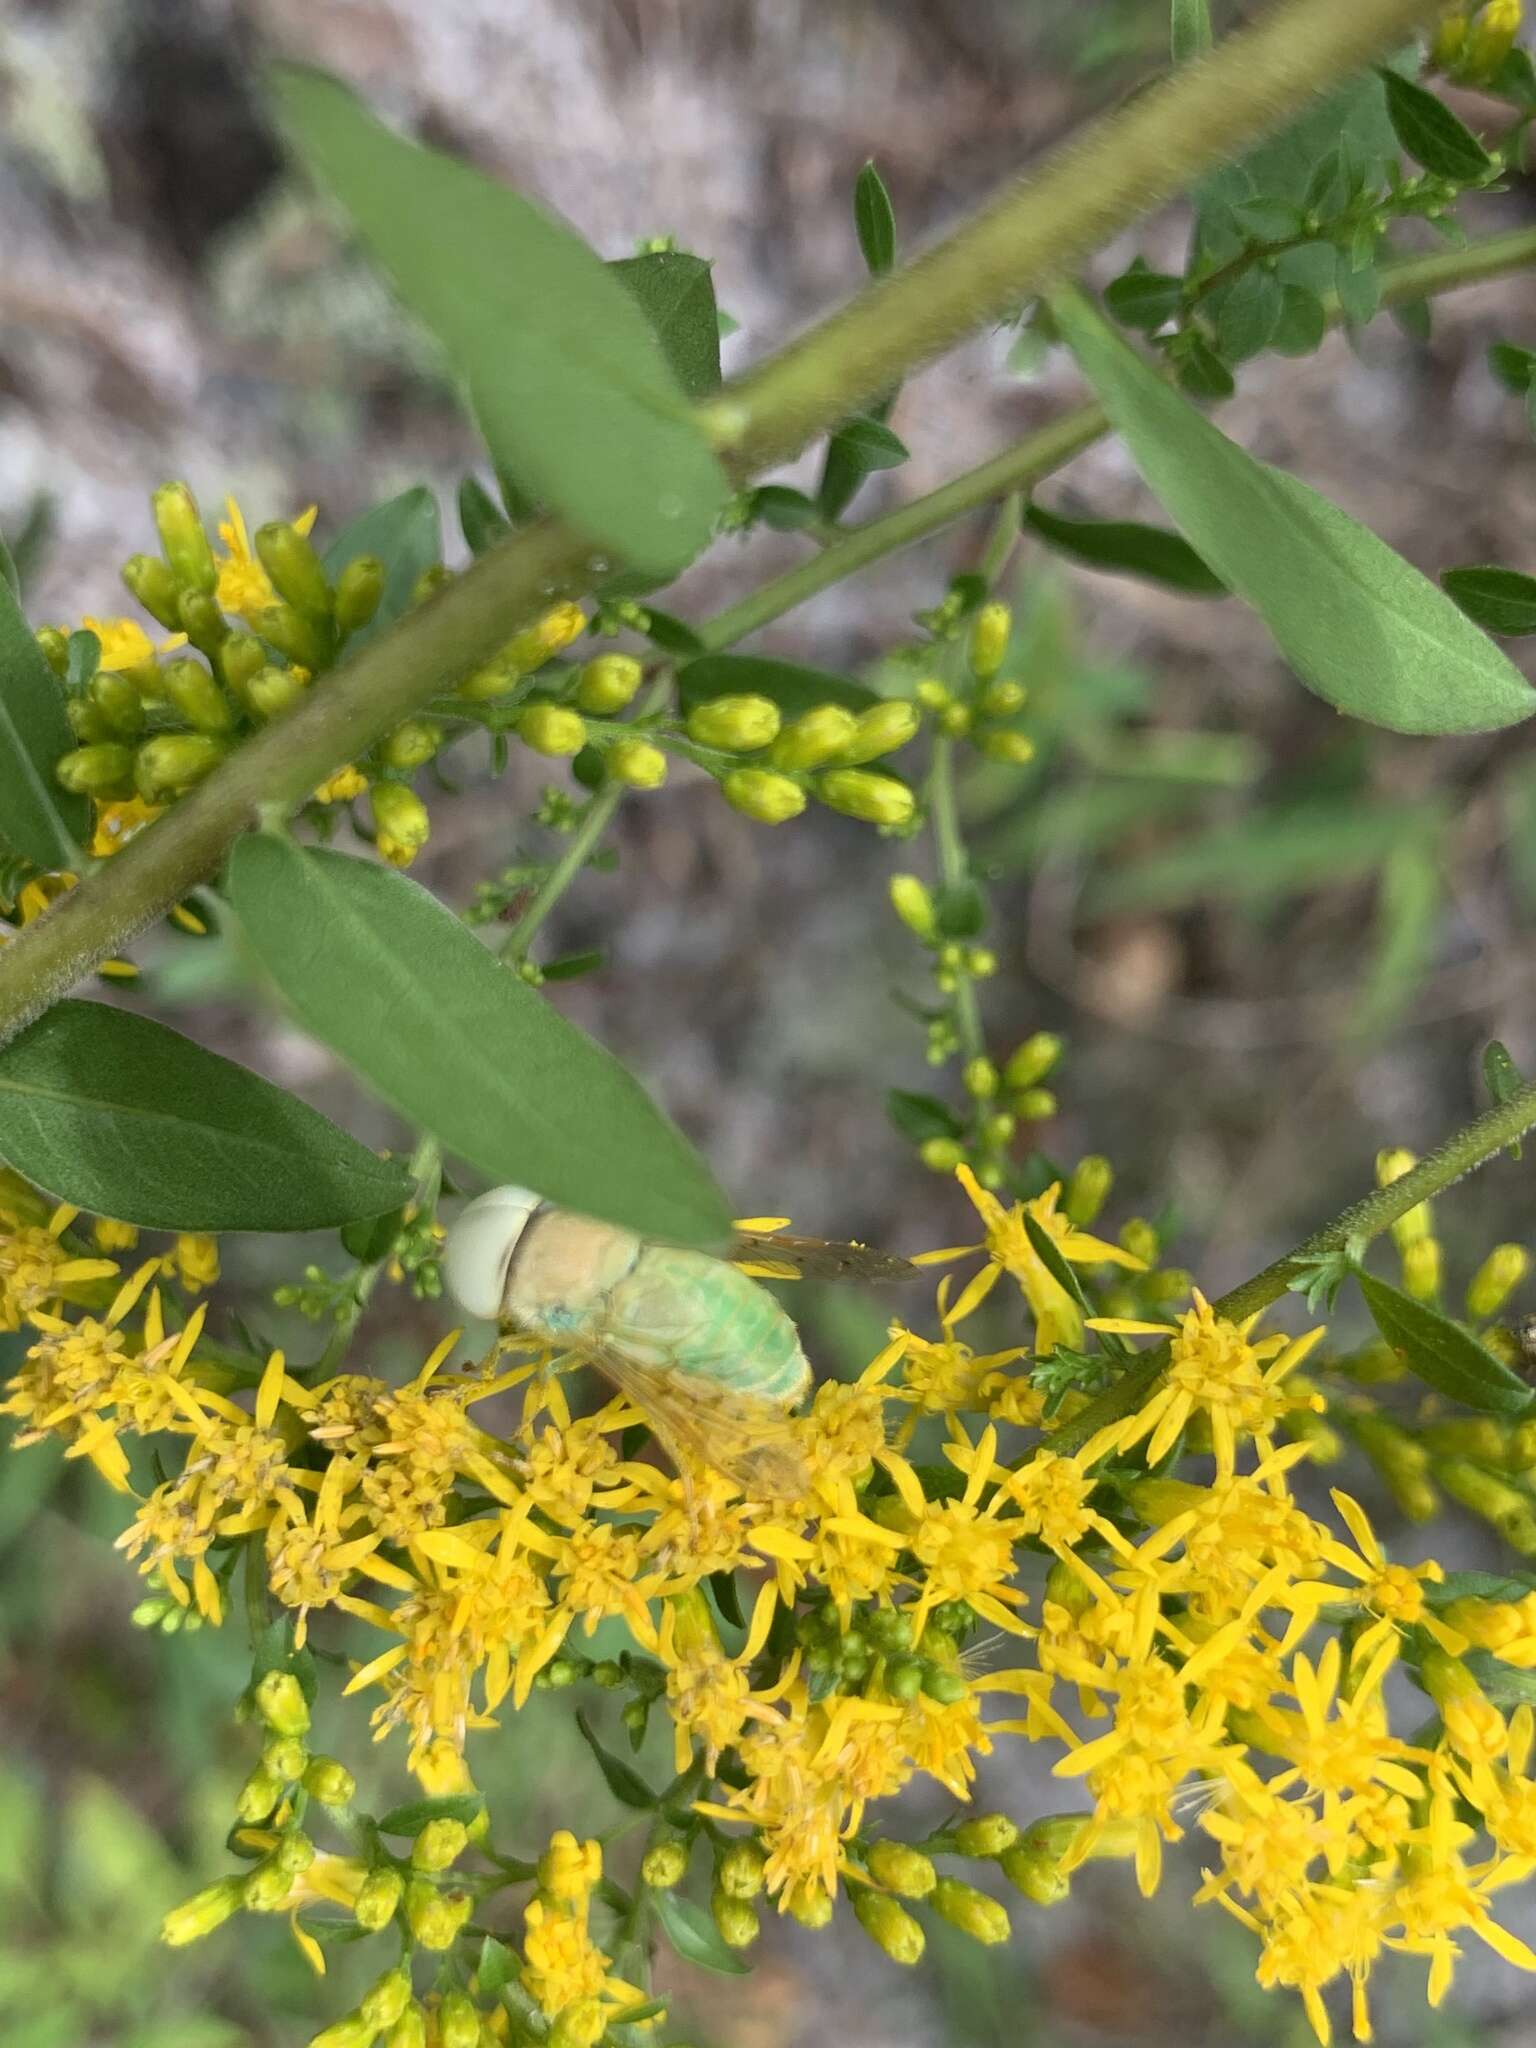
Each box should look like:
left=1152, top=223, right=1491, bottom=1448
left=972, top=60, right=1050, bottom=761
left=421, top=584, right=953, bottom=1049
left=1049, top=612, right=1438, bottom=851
left=1491, top=46, right=1536, bottom=110
left=1269, top=285, right=1328, bottom=358
left=709, top=1566, right=746, bottom=1630
left=476, top=1935, right=517, bottom=1998
left=1103, top=266, right=1183, bottom=332
left=576, top=1709, right=657, bottom=1809
left=1170, top=0, right=1211, bottom=61
left=1332, top=246, right=1382, bottom=330
left=1464, top=1651, right=1536, bottom=1708
left=1177, top=336, right=1236, bottom=400
left=1052, top=290, right=1535, bottom=735
left=827, top=415, right=907, bottom=471
left=853, top=161, right=896, bottom=276
left=1442, top=566, right=1536, bottom=636
left=323, top=486, right=442, bottom=651
left=458, top=475, right=511, bottom=556
left=273, top=67, right=727, bottom=578
left=1358, top=1270, right=1533, bottom=1416
left=1022, top=1211, right=1091, bottom=1316
left=677, top=653, right=877, bottom=718
left=746, top=486, right=823, bottom=534
left=0, top=998, right=412, bottom=1230
left=376, top=1793, right=485, bottom=1836
left=1378, top=68, right=1493, bottom=182
left=886, top=1090, right=962, bottom=1145
left=934, top=879, right=987, bottom=938
left=1489, top=342, right=1536, bottom=394
left=609, top=250, right=722, bottom=400
left=1212, top=265, right=1283, bottom=363
left=1024, top=500, right=1226, bottom=596
left=226, top=838, right=731, bottom=1246
left=0, top=531, right=17, bottom=599
left=1426, top=1569, right=1536, bottom=1609
left=651, top=1886, right=751, bottom=1976
left=1483, top=1040, right=1526, bottom=1160
left=0, top=576, right=86, bottom=869
left=632, top=606, right=705, bottom=657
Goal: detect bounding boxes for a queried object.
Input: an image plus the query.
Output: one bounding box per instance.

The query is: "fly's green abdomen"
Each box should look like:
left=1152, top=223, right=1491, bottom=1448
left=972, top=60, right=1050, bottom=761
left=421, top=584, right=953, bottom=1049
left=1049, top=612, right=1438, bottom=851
left=603, top=1245, right=811, bottom=1406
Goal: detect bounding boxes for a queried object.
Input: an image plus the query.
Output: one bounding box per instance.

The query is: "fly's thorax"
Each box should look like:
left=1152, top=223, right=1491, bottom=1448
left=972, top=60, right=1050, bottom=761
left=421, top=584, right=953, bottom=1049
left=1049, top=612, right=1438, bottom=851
left=502, top=1206, right=643, bottom=1337
left=609, top=1245, right=812, bottom=1406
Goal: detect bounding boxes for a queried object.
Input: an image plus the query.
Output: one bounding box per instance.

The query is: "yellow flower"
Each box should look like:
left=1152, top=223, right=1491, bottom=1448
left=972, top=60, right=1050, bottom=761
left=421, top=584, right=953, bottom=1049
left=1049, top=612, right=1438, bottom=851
left=79, top=615, right=186, bottom=669
left=170, top=1233, right=220, bottom=1292
left=215, top=496, right=318, bottom=619
left=0, top=1199, right=119, bottom=1332
left=90, top=796, right=162, bottom=858
left=1285, top=1488, right=1467, bottom=1667
left=314, top=765, right=369, bottom=804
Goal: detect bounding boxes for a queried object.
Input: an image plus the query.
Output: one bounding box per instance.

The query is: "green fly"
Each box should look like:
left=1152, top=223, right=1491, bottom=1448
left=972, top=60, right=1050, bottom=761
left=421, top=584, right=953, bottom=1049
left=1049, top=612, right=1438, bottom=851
left=443, top=1186, right=913, bottom=1497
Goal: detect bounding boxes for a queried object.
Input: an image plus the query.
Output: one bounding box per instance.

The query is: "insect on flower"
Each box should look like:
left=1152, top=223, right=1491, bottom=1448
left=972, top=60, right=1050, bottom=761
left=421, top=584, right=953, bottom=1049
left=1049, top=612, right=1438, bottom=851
left=443, top=1187, right=913, bottom=1499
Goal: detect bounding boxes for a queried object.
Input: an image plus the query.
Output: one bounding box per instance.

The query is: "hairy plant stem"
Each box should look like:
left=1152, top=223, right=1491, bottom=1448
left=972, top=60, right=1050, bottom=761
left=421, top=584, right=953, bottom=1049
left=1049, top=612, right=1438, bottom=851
left=1051, top=1074, right=1536, bottom=1454
left=0, top=0, right=1452, bottom=1045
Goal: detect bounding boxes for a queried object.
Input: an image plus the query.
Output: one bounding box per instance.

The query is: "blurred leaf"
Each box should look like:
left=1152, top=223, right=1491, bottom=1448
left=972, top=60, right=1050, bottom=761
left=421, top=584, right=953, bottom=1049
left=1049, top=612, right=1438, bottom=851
left=0, top=576, right=86, bottom=869
left=1490, top=342, right=1536, bottom=393
left=1103, top=265, right=1183, bottom=331
left=0, top=532, right=16, bottom=599
left=1484, top=1040, right=1527, bottom=1160
left=1352, top=834, right=1443, bottom=1034
left=609, top=250, right=722, bottom=399
left=1333, top=246, right=1382, bottom=329
left=477, top=1936, right=517, bottom=1997
left=678, top=653, right=876, bottom=718
left=1391, top=297, right=1432, bottom=344
left=633, top=607, right=705, bottom=657
left=323, top=486, right=442, bottom=651
left=0, top=999, right=412, bottom=1230
left=2, top=495, right=56, bottom=598
left=1024, top=500, right=1227, bottom=595
left=746, top=486, right=823, bottom=534
left=1358, top=1271, right=1533, bottom=1415
left=273, top=68, right=727, bottom=576
left=576, top=1710, right=657, bottom=1809
left=376, top=1793, right=485, bottom=1835
left=1491, top=46, right=1536, bottom=108
left=651, top=1887, right=751, bottom=1976
left=58, top=1778, right=177, bottom=1918
left=887, top=1090, right=962, bottom=1144
left=458, top=475, right=511, bottom=556
left=1504, top=758, right=1536, bottom=913
left=1464, top=1650, right=1536, bottom=1706
left=1052, top=290, right=1535, bottom=735
left=853, top=161, right=897, bottom=276
left=1442, top=566, right=1536, bottom=636
left=1177, top=335, right=1236, bottom=399
left=1170, top=0, right=1212, bottom=61
left=1212, top=265, right=1283, bottom=362
left=1269, top=284, right=1327, bottom=357
left=227, top=839, right=731, bottom=1245
left=1378, top=68, right=1493, bottom=180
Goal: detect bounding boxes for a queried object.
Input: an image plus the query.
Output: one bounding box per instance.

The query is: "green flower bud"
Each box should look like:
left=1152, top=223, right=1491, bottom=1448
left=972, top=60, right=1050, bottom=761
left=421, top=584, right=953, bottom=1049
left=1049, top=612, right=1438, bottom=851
left=930, top=1877, right=1010, bottom=1944
left=984, top=1110, right=1016, bottom=1146
left=968, top=601, right=1011, bottom=681
left=1065, top=1155, right=1113, bottom=1227
left=711, top=1889, right=760, bottom=1949
left=816, top=769, right=915, bottom=828
left=438, top=1991, right=481, bottom=2048
left=235, top=1765, right=285, bottom=1825
left=88, top=669, right=145, bottom=740
left=841, top=699, right=921, bottom=764
left=412, top=564, right=453, bottom=607
left=411, top=1818, right=469, bottom=1872
left=371, top=781, right=431, bottom=861
left=979, top=678, right=1027, bottom=717
left=518, top=704, right=588, bottom=757
left=160, top=1874, right=245, bottom=1947
left=889, top=874, right=936, bottom=940
left=162, top=656, right=236, bottom=733
left=687, top=694, right=781, bottom=752
left=256, top=521, right=332, bottom=619
left=247, top=664, right=309, bottom=721
left=121, top=552, right=184, bottom=630
left=152, top=482, right=216, bottom=593
left=717, top=1840, right=766, bottom=1900
left=56, top=743, right=134, bottom=796
left=303, top=1757, right=357, bottom=1808
left=851, top=1886, right=925, bottom=1964
left=253, top=1669, right=311, bottom=1738
left=252, top=603, right=328, bottom=671
left=920, top=1660, right=968, bottom=1704
left=457, top=656, right=523, bottom=702
left=277, top=1830, right=316, bottom=1877
left=404, top=1878, right=472, bottom=1950
left=608, top=738, right=668, bottom=789
left=1003, top=1032, right=1061, bottom=1090
left=134, top=733, right=226, bottom=802
left=920, top=1137, right=966, bottom=1173
left=999, top=1842, right=1071, bottom=1906
left=1468, top=1244, right=1530, bottom=1320
left=242, top=1857, right=296, bottom=1913
left=721, top=768, right=806, bottom=824
left=360, top=1965, right=414, bottom=2030
left=771, top=704, right=859, bottom=771
left=963, top=1057, right=998, bottom=1100
left=864, top=1840, right=936, bottom=1898
left=334, top=554, right=385, bottom=635
left=381, top=720, right=443, bottom=771
left=914, top=678, right=950, bottom=712
left=66, top=699, right=109, bottom=744
left=939, top=703, right=972, bottom=738
left=218, top=631, right=267, bottom=708
left=952, top=1814, right=1020, bottom=1858
left=786, top=1882, right=834, bottom=1929
left=576, top=653, right=644, bottom=714
left=384, top=2009, right=428, bottom=2048
left=641, top=1839, right=690, bottom=1888
left=886, top=1654, right=925, bottom=1699
left=979, top=730, right=1036, bottom=766
left=36, top=625, right=71, bottom=674
left=177, top=588, right=228, bottom=658
left=353, top=1865, right=404, bottom=1932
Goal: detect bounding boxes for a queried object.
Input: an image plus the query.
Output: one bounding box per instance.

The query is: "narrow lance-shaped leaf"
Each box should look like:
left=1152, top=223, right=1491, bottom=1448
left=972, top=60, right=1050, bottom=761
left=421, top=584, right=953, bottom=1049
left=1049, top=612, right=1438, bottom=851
left=575, top=1710, right=657, bottom=1810
left=854, top=161, right=897, bottom=276
left=1483, top=1039, right=1526, bottom=1159
left=1378, top=67, right=1494, bottom=182
left=1442, top=566, right=1536, bottom=637
left=1358, top=1270, right=1533, bottom=1416
left=226, top=837, right=732, bottom=1246
left=1051, top=289, right=1535, bottom=736
left=272, top=67, right=728, bottom=577
left=0, top=575, right=87, bottom=869
left=1024, top=500, right=1227, bottom=597
left=1170, top=0, right=1212, bottom=62
left=650, top=1886, right=751, bottom=1977
left=609, top=250, right=722, bottom=399
left=0, top=999, right=412, bottom=1230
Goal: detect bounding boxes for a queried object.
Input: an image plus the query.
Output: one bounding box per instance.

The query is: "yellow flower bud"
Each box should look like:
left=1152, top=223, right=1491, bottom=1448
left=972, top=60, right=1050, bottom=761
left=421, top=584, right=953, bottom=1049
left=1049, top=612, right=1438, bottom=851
left=134, top=732, right=226, bottom=802
left=939, top=702, right=971, bottom=738
left=121, top=551, right=184, bottom=630
left=243, top=1858, right=296, bottom=1913
left=979, top=677, right=1027, bottom=717
left=1467, top=1243, right=1530, bottom=1319
left=252, top=603, right=328, bottom=671
left=1014, top=1086, right=1057, bottom=1122
left=353, top=1865, right=405, bottom=1932
left=335, top=554, right=385, bottom=635
left=920, top=1137, right=967, bottom=1172
left=816, top=768, right=916, bottom=827
left=710, top=1889, right=760, bottom=1949
left=770, top=704, right=859, bottom=771
left=518, top=704, right=588, bottom=757
left=160, top=1875, right=245, bottom=1948
left=247, top=663, right=309, bottom=721
left=890, top=874, right=937, bottom=940
left=851, top=1886, right=925, bottom=1964
left=575, top=653, right=644, bottom=714
left=914, top=678, right=950, bottom=712
left=840, top=698, right=923, bottom=759
left=303, top=1758, right=357, bottom=1808
left=547, top=2001, right=609, bottom=2048
left=1003, top=1032, right=1061, bottom=1089
left=999, top=1842, right=1071, bottom=1905
left=1401, top=1235, right=1442, bottom=1303
left=36, top=624, right=71, bottom=673
left=721, top=768, right=806, bottom=824
left=1432, top=10, right=1470, bottom=67
left=1442, top=1596, right=1526, bottom=1651
left=236, top=1766, right=284, bottom=1825
left=438, top=1991, right=481, bottom=2048
left=930, top=1877, right=1010, bottom=1944
left=56, top=743, right=135, bottom=797
left=968, top=602, right=1012, bottom=681
left=1065, top=1155, right=1113, bottom=1227
left=716, top=1840, right=765, bottom=1900
left=864, top=1841, right=936, bottom=1897
left=458, top=656, right=524, bottom=701
left=787, top=1882, right=834, bottom=1929
left=963, top=1057, right=998, bottom=1099
left=1377, top=1149, right=1432, bottom=1249
left=686, top=694, right=782, bottom=752
left=384, top=2009, right=428, bottom=2048
left=641, top=1840, right=690, bottom=1889
left=1463, top=0, right=1522, bottom=80
left=152, top=482, right=217, bottom=594
left=412, top=1818, right=469, bottom=1872
left=404, top=1878, right=472, bottom=1950
left=979, top=729, right=1036, bottom=766
left=360, top=1965, right=414, bottom=2030
left=256, top=521, right=332, bottom=619
left=162, top=657, right=235, bottom=734
left=953, top=1814, right=1020, bottom=1859
left=253, top=1669, right=310, bottom=1737
left=381, top=720, right=443, bottom=770
left=538, top=1831, right=601, bottom=1902
left=278, top=1830, right=316, bottom=1877
left=608, top=738, right=668, bottom=789
left=371, top=781, right=431, bottom=866
left=1437, top=1460, right=1536, bottom=1553
left=307, top=2015, right=376, bottom=2048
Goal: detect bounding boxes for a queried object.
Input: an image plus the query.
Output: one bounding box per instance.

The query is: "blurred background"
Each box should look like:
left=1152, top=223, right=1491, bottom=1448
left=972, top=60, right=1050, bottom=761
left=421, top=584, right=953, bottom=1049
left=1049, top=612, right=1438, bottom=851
left=3, top=1, right=1536, bottom=2043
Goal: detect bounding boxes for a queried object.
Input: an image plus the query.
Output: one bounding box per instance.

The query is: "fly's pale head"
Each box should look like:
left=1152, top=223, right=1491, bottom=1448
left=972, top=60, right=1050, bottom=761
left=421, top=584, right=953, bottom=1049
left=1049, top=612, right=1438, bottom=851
left=443, top=1184, right=544, bottom=1322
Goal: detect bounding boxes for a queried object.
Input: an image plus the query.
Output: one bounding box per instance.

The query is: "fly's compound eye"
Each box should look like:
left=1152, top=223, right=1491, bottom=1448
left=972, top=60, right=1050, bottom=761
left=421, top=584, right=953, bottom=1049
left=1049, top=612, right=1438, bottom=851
left=443, top=1185, right=542, bottom=1321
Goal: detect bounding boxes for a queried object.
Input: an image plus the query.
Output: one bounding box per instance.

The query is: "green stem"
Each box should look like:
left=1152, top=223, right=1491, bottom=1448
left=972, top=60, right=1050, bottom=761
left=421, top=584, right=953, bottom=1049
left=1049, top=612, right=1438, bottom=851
left=1052, top=1074, right=1536, bottom=1453
left=927, top=735, right=986, bottom=1072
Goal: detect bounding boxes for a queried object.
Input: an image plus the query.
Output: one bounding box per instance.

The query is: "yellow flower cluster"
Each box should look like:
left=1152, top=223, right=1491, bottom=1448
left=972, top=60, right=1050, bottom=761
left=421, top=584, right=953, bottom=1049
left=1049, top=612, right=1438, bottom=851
left=6, top=1163, right=1536, bottom=2048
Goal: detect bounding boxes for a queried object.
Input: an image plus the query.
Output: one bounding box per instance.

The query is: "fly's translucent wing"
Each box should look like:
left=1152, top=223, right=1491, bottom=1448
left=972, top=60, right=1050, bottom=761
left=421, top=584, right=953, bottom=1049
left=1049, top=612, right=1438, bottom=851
left=582, top=1342, right=809, bottom=1500
left=729, top=1229, right=916, bottom=1285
